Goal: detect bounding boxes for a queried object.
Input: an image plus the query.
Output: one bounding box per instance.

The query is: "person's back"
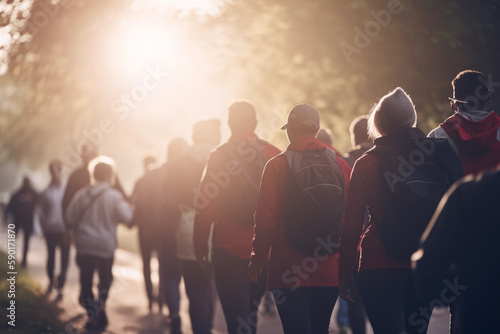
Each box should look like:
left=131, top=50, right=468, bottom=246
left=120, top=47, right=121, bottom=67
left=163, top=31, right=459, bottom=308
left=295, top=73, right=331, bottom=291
left=251, top=103, right=351, bottom=334
left=340, top=88, right=462, bottom=334
left=194, top=102, right=280, bottom=334
left=62, top=144, right=127, bottom=215
left=67, top=175, right=131, bottom=258
left=6, top=177, right=39, bottom=267
left=165, top=120, right=220, bottom=334
left=428, top=70, right=500, bottom=175
left=7, top=177, right=39, bottom=225
left=343, top=115, right=373, bottom=168
left=65, top=157, right=132, bottom=331
left=39, top=160, right=70, bottom=295
left=413, top=167, right=500, bottom=334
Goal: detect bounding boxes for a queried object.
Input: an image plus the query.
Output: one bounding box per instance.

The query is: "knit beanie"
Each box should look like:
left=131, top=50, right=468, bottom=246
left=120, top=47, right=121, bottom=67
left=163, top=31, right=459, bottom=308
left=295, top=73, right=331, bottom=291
left=371, top=87, right=417, bottom=137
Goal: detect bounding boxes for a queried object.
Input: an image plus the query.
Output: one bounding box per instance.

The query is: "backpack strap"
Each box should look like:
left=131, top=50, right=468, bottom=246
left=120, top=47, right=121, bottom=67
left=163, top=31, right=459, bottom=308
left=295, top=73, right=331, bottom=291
left=74, top=188, right=108, bottom=229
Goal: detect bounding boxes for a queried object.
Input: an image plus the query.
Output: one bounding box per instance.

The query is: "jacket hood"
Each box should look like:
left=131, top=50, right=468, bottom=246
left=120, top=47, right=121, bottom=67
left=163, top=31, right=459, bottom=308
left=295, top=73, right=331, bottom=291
left=87, top=182, right=111, bottom=196
left=441, top=111, right=500, bottom=156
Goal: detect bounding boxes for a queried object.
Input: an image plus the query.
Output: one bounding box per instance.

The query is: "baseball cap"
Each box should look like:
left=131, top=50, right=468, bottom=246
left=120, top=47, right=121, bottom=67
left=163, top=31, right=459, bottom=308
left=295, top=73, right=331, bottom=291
left=281, top=103, right=320, bottom=131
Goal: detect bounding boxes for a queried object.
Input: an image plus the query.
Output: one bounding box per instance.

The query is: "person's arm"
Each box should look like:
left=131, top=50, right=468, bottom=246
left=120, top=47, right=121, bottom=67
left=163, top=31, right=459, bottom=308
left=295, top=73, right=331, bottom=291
left=113, top=176, right=128, bottom=201
left=64, top=191, right=82, bottom=230
left=37, top=191, right=48, bottom=228
left=3, top=193, right=15, bottom=223
left=338, top=159, right=368, bottom=302
left=62, top=173, right=76, bottom=215
left=193, top=151, right=224, bottom=262
left=249, top=156, right=286, bottom=282
left=114, top=191, right=134, bottom=226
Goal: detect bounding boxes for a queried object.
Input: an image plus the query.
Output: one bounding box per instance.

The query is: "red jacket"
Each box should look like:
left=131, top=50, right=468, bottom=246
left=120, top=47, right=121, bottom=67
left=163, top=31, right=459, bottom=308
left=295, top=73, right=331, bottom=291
left=339, top=152, right=410, bottom=279
left=440, top=111, right=500, bottom=175
left=194, top=133, right=281, bottom=260
left=252, top=137, right=351, bottom=289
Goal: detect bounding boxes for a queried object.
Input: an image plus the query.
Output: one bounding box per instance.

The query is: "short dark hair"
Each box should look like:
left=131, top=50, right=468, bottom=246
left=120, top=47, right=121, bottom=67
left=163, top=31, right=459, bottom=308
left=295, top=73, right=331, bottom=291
left=452, top=70, right=490, bottom=110
left=350, top=115, right=369, bottom=147
left=94, top=163, right=113, bottom=182
left=227, top=101, right=257, bottom=134
left=88, top=156, right=115, bottom=184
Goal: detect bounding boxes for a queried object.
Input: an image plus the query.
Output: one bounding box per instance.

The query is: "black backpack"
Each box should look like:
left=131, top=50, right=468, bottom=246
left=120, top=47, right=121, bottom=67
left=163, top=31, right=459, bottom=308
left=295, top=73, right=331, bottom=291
left=282, top=147, right=346, bottom=255
left=220, top=139, right=268, bottom=226
left=368, top=129, right=463, bottom=261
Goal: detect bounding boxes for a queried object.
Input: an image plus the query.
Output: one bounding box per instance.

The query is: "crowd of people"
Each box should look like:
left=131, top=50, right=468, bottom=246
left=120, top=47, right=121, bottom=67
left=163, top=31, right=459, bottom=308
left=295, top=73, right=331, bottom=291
left=3, top=69, right=500, bottom=334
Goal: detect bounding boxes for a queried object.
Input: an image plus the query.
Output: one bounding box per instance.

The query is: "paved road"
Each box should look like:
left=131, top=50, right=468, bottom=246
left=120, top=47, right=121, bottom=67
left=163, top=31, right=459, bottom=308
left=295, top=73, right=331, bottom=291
left=1, top=229, right=450, bottom=334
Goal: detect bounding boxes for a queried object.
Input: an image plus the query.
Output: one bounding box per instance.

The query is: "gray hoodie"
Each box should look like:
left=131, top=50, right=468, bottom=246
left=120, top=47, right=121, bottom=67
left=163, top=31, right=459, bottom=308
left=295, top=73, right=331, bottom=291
left=66, top=182, right=133, bottom=258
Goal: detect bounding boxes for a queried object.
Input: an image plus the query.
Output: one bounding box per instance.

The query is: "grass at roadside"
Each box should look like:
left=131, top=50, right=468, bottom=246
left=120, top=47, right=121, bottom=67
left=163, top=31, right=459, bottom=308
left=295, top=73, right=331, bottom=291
left=0, top=251, right=65, bottom=334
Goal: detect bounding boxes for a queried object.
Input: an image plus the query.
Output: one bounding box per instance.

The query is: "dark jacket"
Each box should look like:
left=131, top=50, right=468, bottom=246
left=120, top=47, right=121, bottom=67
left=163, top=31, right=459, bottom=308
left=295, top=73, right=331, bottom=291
left=5, top=184, right=39, bottom=228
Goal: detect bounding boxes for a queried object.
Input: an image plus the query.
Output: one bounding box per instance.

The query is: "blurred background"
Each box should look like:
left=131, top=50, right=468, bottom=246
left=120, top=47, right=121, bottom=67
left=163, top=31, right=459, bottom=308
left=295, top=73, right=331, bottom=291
left=1, top=0, right=499, bottom=200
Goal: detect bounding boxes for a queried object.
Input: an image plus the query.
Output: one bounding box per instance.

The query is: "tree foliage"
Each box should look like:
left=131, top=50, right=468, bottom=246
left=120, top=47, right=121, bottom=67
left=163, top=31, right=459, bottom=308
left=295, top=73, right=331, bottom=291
left=1, top=0, right=499, bottom=168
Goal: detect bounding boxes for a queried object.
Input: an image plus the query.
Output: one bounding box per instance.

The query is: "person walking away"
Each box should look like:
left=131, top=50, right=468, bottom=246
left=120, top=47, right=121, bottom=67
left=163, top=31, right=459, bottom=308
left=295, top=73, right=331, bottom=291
left=65, top=156, right=133, bottom=330
left=130, top=155, right=157, bottom=204
left=39, top=160, right=70, bottom=296
left=249, top=104, right=351, bottom=334
left=339, top=88, right=463, bottom=334
left=339, top=116, right=373, bottom=334
left=315, top=128, right=359, bottom=334
left=130, top=154, right=163, bottom=313
left=413, top=166, right=500, bottom=334
left=165, top=121, right=220, bottom=334
left=194, top=102, right=281, bottom=334
left=5, top=176, right=39, bottom=267
left=62, top=143, right=127, bottom=214
left=344, top=116, right=373, bottom=167
left=428, top=69, right=500, bottom=175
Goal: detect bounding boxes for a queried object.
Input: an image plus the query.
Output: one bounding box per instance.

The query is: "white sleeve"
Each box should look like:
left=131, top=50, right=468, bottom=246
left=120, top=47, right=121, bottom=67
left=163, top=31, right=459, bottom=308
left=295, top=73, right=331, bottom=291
left=428, top=126, right=459, bottom=154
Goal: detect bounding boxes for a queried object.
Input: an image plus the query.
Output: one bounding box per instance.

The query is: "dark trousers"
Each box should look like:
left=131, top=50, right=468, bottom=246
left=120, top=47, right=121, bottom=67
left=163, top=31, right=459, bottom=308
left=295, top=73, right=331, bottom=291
left=348, top=272, right=367, bottom=334
left=348, top=295, right=367, bottom=334
left=76, top=254, right=114, bottom=318
left=158, top=243, right=182, bottom=316
left=139, top=229, right=161, bottom=304
left=272, top=287, right=338, bottom=334
left=15, top=221, right=33, bottom=266
left=358, top=269, right=431, bottom=334
left=44, top=232, right=70, bottom=288
left=212, top=248, right=267, bottom=334
left=182, top=260, right=215, bottom=334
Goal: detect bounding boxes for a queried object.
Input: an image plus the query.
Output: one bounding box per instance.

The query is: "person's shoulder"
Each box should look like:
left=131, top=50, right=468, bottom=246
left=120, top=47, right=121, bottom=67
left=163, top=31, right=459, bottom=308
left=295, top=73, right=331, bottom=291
left=352, top=149, right=379, bottom=170
left=266, top=152, right=287, bottom=168
left=71, top=185, right=91, bottom=203
left=260, top=140, right=281, bottom=153
left=106, top=185, right=124, bottom=198
left=428, top=126, right=448, bottom=138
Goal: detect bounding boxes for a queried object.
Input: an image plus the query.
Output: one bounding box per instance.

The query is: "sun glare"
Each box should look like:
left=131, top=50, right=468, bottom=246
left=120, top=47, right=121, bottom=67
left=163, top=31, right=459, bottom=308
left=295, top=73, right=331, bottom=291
left=111, top=22, right=180, bottom=79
